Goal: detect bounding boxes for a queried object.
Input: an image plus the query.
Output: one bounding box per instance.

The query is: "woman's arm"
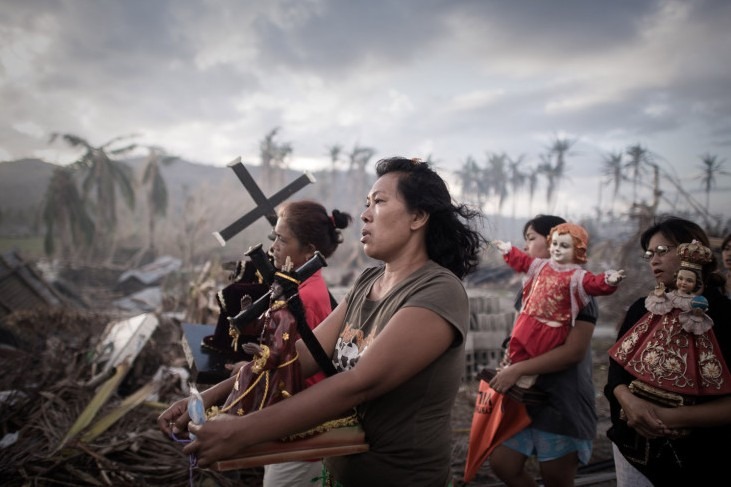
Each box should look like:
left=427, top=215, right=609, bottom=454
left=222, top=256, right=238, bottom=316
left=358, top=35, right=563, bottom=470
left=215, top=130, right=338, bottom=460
left=184, top=306, right=455, bottom=467
left=657, top=395, right=731, bottom=429
left=491, top=320, right=593, bottom=390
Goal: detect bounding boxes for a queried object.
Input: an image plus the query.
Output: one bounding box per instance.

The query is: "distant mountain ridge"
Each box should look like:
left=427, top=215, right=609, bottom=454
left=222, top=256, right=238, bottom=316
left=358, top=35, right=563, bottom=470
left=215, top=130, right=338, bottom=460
left=0, top=157, right=348, bottom=259
left=1, top=156, right=544, bottom=266
left=0, top=157, right=263, bottom=213
left=0, top=158, right=55, bottom=211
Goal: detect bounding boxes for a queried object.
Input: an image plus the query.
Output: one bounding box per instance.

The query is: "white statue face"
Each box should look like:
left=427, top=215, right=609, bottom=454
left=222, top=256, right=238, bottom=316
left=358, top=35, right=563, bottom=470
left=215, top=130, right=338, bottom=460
left=550, top=232, right=575, bottom=264
left=676, top=268, right=697, bottom=295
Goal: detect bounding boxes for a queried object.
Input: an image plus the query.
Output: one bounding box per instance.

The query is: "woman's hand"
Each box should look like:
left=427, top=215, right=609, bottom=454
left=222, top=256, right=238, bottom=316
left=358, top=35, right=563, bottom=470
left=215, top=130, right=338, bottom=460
left=489, top=364, right=522, bottom=393
left=183, top=414, right=243, bottom=468
left=157, top=397, right=191, bottom=438
left=615, top=386, right=672, bottom=438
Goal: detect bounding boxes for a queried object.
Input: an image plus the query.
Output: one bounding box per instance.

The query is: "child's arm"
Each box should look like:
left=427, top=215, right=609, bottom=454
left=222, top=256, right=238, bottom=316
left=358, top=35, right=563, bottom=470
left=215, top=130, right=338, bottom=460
left=582, top=269, right=625, bottom=296
left=605, top=269, right=625, bottom=285
left=493, top=240, right=534, bottom=273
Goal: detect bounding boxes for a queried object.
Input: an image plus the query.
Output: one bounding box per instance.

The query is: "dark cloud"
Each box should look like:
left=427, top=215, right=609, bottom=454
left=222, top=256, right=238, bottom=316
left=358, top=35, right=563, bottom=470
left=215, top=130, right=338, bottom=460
left=0, top=0, right=729, bottom=216
left=247, top=0, right=453, bottom=73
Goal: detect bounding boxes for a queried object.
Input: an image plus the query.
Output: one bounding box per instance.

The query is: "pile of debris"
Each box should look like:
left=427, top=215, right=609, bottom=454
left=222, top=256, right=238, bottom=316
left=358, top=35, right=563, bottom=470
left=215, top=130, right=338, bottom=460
left=0, top=252, right=264, bottom=486
left=0, top=306, right=261, bottom=486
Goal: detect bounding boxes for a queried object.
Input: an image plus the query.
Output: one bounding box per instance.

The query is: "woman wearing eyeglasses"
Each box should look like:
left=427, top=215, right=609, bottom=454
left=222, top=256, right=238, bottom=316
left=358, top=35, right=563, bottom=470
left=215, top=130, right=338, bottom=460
left=604, top=216, right=731, bottom=486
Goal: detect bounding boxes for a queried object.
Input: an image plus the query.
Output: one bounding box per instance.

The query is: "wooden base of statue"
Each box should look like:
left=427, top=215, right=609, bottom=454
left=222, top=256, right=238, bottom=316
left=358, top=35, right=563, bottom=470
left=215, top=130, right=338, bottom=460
left=181, top=323, right=248, bottom=385
left=211, top=425, right=369, bottom=471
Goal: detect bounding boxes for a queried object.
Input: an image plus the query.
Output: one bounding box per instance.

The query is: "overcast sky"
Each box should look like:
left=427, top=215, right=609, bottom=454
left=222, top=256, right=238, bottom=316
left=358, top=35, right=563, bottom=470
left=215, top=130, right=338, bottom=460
left=2, top=0, right=730, bottom=221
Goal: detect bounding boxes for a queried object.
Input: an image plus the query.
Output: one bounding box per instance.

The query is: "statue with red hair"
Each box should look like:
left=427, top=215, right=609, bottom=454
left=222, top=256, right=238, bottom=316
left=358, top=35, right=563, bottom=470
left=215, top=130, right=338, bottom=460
left=493, top=222, right=625, bottom=387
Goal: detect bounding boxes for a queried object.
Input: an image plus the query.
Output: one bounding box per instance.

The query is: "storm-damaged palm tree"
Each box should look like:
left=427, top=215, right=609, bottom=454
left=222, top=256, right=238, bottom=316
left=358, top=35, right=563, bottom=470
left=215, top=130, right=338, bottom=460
left=536, top=151, right=566, bottom=212
left=696, top=153, right=729, bottom=212
left=545, top=136, right=575, bottom=208
left=49, top=133, right=137, bottom=263
left=456, top=155, right=483, bottom=208
left=601, top=150, right=624, bottom=217
left=524, top=166, right=540, bottom=218
left=506, top=154, right=526, bottom=222
left=41, top=165, right=95, bottom=263
left=624, top=143, right=653, bottom=203
left=141, top=146, right=177, bottom=258
left=345, top=144, right=376, bottom=268
left=347, top=144, right=376, bottom=210
left=327, top=144, right=343, bottom=172
left=259, top=128, right=293, bottom=192
left=484, top=152, right=509, bottom=214
left=324, top=143, right=343, bottom=201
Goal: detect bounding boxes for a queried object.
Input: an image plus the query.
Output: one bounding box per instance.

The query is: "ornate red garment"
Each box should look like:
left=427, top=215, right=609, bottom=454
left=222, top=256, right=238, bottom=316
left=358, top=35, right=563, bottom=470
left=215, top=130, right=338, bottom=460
left=506, top=247, right=618, bottom=362
left=608, top=290, right=731, bottom=397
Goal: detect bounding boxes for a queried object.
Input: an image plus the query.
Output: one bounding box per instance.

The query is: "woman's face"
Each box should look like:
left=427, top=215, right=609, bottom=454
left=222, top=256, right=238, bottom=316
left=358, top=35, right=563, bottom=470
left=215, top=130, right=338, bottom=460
left=524, top=226, right=550, bottom=259
left=645, top=232, right=682, bottom=288
left=360, top=172, right=416, bottom=261
left=722, top=240, right=731, bottom=272
left=269, top=218, right=312, bottom=270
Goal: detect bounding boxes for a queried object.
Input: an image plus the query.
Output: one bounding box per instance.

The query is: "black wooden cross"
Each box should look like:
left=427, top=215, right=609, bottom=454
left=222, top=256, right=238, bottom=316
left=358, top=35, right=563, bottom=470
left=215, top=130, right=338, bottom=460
left=213, top=157, right=316, bottom=246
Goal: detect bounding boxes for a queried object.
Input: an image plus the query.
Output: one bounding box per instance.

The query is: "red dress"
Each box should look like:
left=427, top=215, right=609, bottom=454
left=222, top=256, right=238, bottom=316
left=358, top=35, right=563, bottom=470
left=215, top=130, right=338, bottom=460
left=505, top=247, right=618, bottom=363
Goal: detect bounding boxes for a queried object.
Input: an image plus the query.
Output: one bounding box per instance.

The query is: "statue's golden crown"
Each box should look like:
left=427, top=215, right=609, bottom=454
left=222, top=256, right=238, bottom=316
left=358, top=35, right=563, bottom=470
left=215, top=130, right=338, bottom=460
left=677, top=239, right=712, bottom=269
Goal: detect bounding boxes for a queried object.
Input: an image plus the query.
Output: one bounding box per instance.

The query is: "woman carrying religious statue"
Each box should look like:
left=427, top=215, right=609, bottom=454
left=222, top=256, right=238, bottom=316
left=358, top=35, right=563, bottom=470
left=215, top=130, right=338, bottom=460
left=158, top=156, right=487, bottom=486
left=211, top=199, right=352, bottom=487
left=605, top=216, right=731, bottom=486
left=490, top=222, right=625, bottom=388
left=464, top=215, right=602, bottom=487
left=608, top=238, right=731, bottom=415
left=238, top=200, right=352, bottom=487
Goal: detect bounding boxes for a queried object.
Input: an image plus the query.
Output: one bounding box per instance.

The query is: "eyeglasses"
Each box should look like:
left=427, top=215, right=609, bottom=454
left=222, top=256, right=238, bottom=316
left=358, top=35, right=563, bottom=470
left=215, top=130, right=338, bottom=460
left=642, top=245, right=675, bottom=260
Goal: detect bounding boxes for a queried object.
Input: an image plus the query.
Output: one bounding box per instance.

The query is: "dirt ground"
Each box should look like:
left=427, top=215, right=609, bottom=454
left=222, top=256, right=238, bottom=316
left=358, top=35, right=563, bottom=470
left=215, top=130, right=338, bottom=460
left=449, top=332, right=618, bottom=487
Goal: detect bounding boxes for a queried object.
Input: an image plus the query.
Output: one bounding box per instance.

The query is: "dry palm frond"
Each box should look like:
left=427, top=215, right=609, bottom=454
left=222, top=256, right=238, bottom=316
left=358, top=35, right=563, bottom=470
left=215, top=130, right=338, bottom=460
left=79, top=378, right=160, bottom=444
left=55, top=361, right=131, bottom=455
left=0, top=307, right=263, bottom=486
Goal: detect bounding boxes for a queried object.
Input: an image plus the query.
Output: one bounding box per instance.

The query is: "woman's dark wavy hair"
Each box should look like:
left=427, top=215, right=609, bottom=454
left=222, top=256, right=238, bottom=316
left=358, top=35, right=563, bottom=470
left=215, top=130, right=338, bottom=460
left=640, top=215, right=724, bottom=289
left=375, top=157, right=488, bottom=278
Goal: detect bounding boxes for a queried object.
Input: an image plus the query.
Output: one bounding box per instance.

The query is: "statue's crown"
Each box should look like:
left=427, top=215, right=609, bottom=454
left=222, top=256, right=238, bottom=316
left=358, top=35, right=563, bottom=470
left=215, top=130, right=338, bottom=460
left=677, top=239, right=712, bottom=270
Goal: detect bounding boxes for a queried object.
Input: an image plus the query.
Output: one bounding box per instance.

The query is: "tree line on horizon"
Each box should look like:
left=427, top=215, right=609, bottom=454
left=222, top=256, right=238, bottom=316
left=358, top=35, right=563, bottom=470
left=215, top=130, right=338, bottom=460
left=14, top=128, right=731, bottom=267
